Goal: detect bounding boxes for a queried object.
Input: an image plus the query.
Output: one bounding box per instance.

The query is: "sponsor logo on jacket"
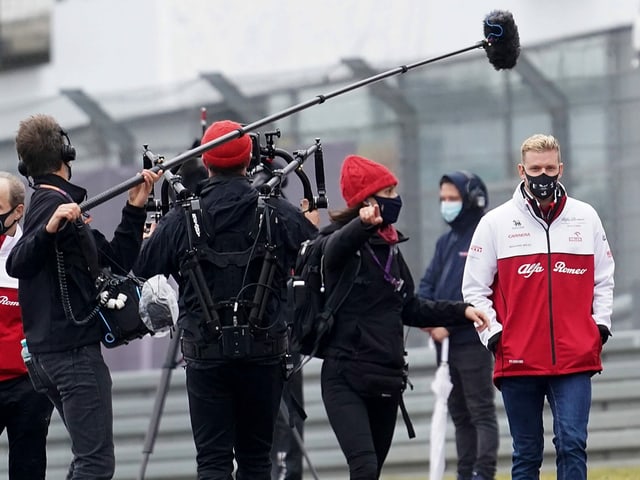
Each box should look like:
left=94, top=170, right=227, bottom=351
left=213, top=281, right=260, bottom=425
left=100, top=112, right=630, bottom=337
left=569, top=232, right=582, bottom=242
left=561, top=216, right=586, bottom=227
left=517, top=261, right=588, bottom=278
left=0, top=295, right=19, bottom=307
left=508, top=232, right=531, bottom=239
left=553, top=261, right=587, bottom=275
left=517, top=262, right=544, bottom=278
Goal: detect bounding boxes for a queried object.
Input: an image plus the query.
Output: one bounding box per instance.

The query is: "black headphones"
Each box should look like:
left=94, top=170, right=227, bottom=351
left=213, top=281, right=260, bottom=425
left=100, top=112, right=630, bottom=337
left=17, top=128, right=76, bottom=178
left=460, top=170, right=487, bottom=209
left=17, top=157, right=29, bottom=178
left=60, top=129, right=77, bottom=163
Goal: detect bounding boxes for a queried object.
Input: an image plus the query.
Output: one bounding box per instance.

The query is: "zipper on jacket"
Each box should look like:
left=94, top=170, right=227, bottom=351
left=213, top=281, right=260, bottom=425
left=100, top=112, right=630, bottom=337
left=545, top=228, right=556, bottom=365
left=526, top=199, right=557, bottom=366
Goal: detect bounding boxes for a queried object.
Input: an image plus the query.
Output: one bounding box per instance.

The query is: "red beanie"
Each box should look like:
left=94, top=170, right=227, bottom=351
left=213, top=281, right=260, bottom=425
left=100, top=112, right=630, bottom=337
left=340, top=155, right=398, bottom=208
left=201, top=120, right=252, bottom=170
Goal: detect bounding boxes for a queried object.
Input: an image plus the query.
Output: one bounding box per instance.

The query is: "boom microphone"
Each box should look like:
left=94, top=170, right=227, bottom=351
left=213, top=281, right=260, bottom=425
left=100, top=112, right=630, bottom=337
left=483, top=10, right=520, bottom=70
left=80, top=10, right=521, bottom=212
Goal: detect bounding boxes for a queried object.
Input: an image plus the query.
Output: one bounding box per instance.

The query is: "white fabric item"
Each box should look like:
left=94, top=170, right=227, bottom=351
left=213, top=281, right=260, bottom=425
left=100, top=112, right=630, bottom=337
left=429, top=337, right=452, bottom=480
left=139, top=274, right=179, bottom=337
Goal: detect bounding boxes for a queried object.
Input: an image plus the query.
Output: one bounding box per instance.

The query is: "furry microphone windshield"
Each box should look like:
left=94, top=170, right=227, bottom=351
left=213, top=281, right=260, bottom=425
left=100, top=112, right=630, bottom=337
left=483, top=10, right=520, bottom=70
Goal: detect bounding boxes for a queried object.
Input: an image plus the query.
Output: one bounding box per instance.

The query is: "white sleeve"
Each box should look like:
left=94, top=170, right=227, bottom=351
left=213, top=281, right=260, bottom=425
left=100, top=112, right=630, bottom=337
left=591, top=211, right=615, bottom=330
left=462, top=215, right=502, bottom=346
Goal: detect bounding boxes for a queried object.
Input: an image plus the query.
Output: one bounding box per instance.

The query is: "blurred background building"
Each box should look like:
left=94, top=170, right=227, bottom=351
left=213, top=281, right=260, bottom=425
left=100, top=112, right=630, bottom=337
left=1, top=0, right=639, bottom=370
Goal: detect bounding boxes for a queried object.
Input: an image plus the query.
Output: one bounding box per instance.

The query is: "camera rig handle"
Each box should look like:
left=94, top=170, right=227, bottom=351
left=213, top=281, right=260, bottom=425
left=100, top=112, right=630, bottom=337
left=142, top=145, right=162, bottom=231
left=258, top=138, right=327, bottom=212
left=313, top=140, right=328, bottom=210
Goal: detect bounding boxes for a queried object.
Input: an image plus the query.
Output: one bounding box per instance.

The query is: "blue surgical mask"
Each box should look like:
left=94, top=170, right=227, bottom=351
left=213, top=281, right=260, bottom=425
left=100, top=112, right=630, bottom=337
left=440, top=200, right=462, bottom=223
left=373, top=195, right=402, bottom=225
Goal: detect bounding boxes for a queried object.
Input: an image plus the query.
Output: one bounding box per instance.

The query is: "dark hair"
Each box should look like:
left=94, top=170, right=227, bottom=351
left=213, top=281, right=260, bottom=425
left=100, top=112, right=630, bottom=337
left=206, top=164, right=247, bottom=176
left=328, top=205, right=360, bottom=224
left=15, top=114, right=67, bottom=177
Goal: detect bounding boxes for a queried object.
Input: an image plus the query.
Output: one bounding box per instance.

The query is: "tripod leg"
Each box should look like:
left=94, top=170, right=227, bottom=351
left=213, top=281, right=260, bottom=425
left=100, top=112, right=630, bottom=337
left=138, top=327, right=183, bottom=480
left=277, top=399, right=320, bottom=480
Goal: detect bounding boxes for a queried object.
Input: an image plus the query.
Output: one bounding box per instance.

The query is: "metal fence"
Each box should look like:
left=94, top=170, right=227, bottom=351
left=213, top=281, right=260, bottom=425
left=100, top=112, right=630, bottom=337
left=1, top=26, right=638, bottom=370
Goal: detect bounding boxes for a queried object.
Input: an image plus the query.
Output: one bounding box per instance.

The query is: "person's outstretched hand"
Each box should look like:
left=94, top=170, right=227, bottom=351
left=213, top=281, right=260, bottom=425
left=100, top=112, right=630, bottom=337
left=464, top=306, right=489, bottom=332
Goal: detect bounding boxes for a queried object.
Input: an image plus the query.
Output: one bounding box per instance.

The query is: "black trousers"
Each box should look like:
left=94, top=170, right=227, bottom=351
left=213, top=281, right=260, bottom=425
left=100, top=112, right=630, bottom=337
left=321, top=359, right=399, bottom=480
left=271, top=352, right=304, bottom=480
left=186, top=361, right=284, bottom=480
left=0, top=374, right=54, bottom=480
left=438, top=341, right=499, bottom=480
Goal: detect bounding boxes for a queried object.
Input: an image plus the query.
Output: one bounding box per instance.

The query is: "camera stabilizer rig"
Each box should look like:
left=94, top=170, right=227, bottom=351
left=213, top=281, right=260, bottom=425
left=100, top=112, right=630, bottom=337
left=142, top=130, right=327, bottom=340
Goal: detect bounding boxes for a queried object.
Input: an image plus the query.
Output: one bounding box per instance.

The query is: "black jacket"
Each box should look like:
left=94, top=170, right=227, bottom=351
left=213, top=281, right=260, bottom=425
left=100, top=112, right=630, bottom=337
left=6, top=174, right=147, bottom=353
left=418, top=207, right=484, bottom=346
left=134, top=174, right=317, bottom=345
left=322, top=217, right=470, bottom=369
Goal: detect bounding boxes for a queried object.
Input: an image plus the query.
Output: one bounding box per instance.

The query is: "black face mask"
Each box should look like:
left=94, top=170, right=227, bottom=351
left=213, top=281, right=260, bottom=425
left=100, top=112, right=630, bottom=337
left=373, top=195, right=402, bottom=225
left=525, top=173, right=558, bottom=200
left=0, top=205, right=18, bottom=235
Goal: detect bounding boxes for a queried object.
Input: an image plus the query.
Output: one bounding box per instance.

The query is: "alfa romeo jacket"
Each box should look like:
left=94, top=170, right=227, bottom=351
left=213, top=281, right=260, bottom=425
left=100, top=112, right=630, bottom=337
left=0, top=228, right=26, bottom=380
left=462, top=183, right=614, bottom=382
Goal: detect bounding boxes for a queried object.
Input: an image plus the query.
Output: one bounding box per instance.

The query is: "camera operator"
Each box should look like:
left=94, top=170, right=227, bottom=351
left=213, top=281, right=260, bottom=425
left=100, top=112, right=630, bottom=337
left=6, top=114, right=160, bottom=479
left=134, top=120, right=317, bottom=479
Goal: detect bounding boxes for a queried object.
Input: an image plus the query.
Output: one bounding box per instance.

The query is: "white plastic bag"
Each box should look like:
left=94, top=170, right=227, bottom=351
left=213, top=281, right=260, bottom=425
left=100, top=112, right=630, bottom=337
left=138, top=274, right=179, bottom=337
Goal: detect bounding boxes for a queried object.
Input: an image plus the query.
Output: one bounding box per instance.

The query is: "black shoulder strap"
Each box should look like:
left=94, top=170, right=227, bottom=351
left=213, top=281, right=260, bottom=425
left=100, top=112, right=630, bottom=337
left=303, top=244, right=361, bottom=359
left=180, top=196, right=222, bottom=338
left=322, top=250, right=361, bottom=316
left=399, top=395, right=416, bottom=439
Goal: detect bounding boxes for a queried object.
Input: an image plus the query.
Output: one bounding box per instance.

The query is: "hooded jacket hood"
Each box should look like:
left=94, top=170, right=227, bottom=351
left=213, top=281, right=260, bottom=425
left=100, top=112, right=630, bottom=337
left=440, top=171, right=488, bottom=230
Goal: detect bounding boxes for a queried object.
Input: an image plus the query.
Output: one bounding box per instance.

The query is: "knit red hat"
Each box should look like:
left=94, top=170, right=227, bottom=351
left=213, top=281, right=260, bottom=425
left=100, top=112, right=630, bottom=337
left=340, top=155, right=398, bottom=208
left=201, top=120, right=252, bottom=169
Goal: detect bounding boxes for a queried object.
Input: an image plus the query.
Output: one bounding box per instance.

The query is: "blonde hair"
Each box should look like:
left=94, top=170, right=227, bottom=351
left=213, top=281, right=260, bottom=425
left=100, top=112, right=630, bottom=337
left=520, top=134, right=561, bottom=163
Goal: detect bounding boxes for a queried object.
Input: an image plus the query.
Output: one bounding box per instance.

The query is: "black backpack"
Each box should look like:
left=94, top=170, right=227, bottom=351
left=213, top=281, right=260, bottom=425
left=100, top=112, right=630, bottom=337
left=289, top=234, right=361, bottom=358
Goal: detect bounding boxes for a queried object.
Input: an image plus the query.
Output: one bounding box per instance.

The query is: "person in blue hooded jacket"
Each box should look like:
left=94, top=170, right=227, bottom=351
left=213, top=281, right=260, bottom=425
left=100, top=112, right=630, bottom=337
left=418, top=171, right=498, bottom=480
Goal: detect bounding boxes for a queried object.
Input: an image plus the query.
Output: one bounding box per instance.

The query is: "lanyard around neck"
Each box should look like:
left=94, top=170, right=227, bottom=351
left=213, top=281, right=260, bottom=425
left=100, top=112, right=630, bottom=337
left=364, top=243, right=404, bottom=292
left=35, top=184, right=92, bottom=224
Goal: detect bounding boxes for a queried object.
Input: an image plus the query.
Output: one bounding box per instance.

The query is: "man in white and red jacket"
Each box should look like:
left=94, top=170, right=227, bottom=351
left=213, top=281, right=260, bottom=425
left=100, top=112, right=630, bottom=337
left=0, top=171, right=53, bottom=480
left=462, top=134, right=615, bottom=480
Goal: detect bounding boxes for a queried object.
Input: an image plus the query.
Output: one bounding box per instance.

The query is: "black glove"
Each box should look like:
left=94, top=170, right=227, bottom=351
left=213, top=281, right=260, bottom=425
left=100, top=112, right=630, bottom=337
left=598, top=325, right=611, bottom=346
left=487, top=332, right=501, bottom=354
